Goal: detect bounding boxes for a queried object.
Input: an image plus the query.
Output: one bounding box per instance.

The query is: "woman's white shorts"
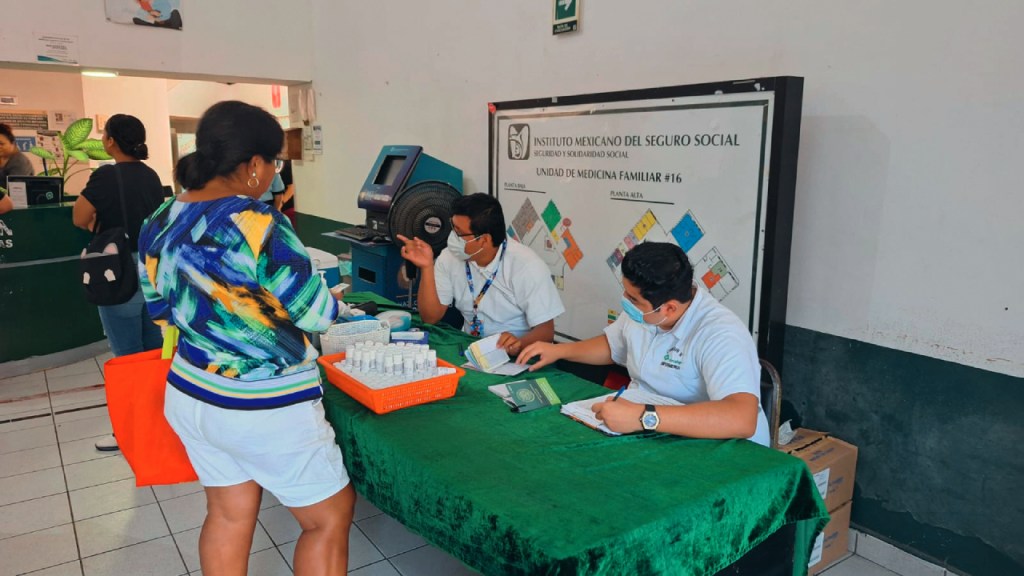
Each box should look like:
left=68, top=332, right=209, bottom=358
left=164, top=384, right=350, bottom=508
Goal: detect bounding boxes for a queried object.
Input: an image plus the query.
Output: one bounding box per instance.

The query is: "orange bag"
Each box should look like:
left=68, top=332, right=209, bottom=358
left=104, top=330, right=198, bottom=487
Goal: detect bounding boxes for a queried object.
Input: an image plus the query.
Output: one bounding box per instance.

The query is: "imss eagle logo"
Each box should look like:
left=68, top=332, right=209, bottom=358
left=508, top=124, right=530, bottom=160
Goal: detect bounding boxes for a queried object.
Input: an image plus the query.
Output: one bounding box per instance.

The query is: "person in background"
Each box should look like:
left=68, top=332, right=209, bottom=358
left=273, top=158, right=298, bottom=227
left=138, top=101, right=354, bottom=576
left=259, top=168, right=285, bottom=207
left=0, top=189, right=13, bottom=215
left=397, top=193, right=564, bottom=356
left=0, top=122, right=35, bottom=196
left=517, top=242, right=770, bottom=446
left=72, top=114, right=165, bottom=452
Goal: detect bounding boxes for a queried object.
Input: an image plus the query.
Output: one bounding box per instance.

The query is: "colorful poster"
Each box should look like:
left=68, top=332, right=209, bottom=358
left=105, top=0, right=183, bottom=30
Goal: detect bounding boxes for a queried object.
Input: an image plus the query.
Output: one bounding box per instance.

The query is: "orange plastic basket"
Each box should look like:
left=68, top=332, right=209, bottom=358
left=318, top=351, right=465, bottom=414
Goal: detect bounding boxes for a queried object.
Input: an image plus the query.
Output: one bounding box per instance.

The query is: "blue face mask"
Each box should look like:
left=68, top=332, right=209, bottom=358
left=620, top=297, right=663, bottom=324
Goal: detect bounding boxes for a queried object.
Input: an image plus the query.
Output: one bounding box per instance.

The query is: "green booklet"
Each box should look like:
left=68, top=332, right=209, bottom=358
left=488, top=378, right=561, bottom=412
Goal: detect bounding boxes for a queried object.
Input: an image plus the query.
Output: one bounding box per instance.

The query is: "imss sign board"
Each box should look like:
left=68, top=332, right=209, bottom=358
left=490, top=78, right=803, bottom=361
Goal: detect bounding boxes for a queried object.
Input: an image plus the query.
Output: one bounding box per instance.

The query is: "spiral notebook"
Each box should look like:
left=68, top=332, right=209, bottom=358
left=560, top=388, right=683, bottom=436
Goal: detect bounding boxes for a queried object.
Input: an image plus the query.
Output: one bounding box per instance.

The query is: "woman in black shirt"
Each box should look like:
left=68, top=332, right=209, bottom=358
left=73, top=114, right=165, bottom=451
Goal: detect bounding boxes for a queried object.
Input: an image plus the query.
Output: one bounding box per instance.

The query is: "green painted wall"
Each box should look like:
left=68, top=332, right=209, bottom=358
left=782, top=325, right=1023, bottom=576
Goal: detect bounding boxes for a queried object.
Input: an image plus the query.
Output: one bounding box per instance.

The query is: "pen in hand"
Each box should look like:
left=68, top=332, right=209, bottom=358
left=611, top=385, right=627, bottom=402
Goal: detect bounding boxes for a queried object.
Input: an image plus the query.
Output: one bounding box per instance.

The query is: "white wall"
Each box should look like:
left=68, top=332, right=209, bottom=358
left=0, top=0, right=312, bottom=83
left=168, top=81, right=288, bottom=124
left=301, top=0, right=1024, bottom=377
left=81, top=76, right=174, bottom=186
left=0, top=68, right=88, bottom=195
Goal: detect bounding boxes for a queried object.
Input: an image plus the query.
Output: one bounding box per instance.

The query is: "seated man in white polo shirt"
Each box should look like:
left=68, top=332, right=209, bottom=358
left=517, top=242, right=769, bottom=446
left=397, top=193, right=564, bottom=355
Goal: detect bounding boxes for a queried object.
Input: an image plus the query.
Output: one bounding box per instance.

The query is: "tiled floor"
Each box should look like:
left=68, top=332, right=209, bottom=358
left=0, top=353, right=479, bottom=576
left=1, top=353, right=920, bottom=576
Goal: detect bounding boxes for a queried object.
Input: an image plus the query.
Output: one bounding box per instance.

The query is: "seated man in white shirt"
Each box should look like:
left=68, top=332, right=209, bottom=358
left=397, top=193, right=565, bottom=355
left=517, top=242, right=770, bottom=446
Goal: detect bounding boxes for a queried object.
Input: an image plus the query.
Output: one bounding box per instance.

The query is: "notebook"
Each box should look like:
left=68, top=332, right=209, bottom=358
left=560, top=388, right=683, bottom=436
left=462, top=333, right=529, bottom=376
left=488, top=378, right=561, bottom=412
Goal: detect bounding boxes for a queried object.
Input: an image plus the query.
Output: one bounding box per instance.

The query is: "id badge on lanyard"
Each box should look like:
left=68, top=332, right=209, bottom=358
left=465, top=241, right=507, bottom=337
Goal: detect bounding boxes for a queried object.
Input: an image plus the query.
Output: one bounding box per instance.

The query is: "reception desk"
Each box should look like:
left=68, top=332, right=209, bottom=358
left=0, top=204, right=105, bottom=363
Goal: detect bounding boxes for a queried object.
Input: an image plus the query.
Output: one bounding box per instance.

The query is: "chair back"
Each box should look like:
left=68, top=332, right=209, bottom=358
left=759, top=359, right=782, bottom=448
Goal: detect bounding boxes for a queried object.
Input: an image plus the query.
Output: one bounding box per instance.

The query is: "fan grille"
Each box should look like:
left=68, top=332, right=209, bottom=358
left=387, top=181, right=461, bottom=256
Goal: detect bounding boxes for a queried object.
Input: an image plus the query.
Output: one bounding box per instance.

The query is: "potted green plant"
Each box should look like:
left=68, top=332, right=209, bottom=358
left=28, top=118, right=112, bottom=185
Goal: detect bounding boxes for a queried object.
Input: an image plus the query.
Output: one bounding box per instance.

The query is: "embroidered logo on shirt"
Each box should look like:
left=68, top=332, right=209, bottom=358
left=660, top=346, right=683, bottom=370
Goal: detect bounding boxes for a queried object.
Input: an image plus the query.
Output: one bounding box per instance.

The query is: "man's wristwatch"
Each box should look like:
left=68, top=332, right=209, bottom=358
left=640, top=404, right=660, bottom=431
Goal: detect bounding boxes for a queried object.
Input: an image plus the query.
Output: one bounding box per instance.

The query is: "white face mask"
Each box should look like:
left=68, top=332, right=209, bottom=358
left=447, top=231, right=483, bottom=261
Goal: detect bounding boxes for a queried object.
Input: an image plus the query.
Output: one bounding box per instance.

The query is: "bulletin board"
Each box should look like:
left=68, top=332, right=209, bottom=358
left=489, top=77, right=803, bottom=366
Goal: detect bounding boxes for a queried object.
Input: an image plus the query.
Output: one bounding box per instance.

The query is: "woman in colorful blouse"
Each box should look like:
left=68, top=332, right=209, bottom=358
left=138, top=101, right=353, bottom=576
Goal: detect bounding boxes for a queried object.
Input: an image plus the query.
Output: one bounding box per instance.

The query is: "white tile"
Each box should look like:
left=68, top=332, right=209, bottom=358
left=69, top=477, right=156, bottom=521
left=260, top=490, right=281, bottom=510
left=55, top=415, right=112, bottom=443
left=0, top=493, right=72, bottom=540
left=0, top=444, right=61, bottom=478
left=0, top=413, right=54, bottom=434
left=76, top=503, right=171, bottom=557
left=0, top=424, right=57, bottom=454
left=47, top=371, right=105, bottom=394
left=247, top=522, right=276, bottom=549
left=160, top=490, right=208, bottom=533
left=350, top=560, right=402, bottom=576
left=46, top=360, right=103, bottom=380
left=153, top=481, right=204, bottom=502
left=64, top=454, right=134, bottom=490
left=0, top=372, right=47, bottom=400
left=391, top=544, right=481, bottom=576
left=354, top=493, right=384, bottom=521
left=348, top=525, right=386, bottom=570
left=94, top=352, right=115, bottom=372
left=279, top=540, right=297, bottom=569
left=277, top=525, right=384, bottom=572
left=0, top=398, right=53, bottom=421
left=855, top=534, right=945, bottom=576
left=259, top=505, right=301, bottom=545
left=50, top=388, right=107, bottom=410
left=0, top=524, right=79, bottom=576
left=22, top=561, right=83, bottom=576
left=81, top=535, right=186, bottom=576
left=173, top=522, right=275, bottom=573
left=0, top=467, right=66, bottom=507
left=55, top=406, right=110, bottom=424
left=848, top=528, right=858, bottom=553
left=59, top=436, right=120, bottom=466
left=821, top=555, right=899, bottom=576
left=247, top=548, right=292, bottom=576
left=357, top=514, right=427, bottom=558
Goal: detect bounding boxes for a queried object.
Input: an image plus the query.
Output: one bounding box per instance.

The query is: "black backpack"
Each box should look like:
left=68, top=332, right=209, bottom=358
left=80, top=166, right=139, bottom=306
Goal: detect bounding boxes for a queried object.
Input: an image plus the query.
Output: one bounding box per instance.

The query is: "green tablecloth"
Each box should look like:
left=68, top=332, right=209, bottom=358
left=322, top=293, right=828, bottom=576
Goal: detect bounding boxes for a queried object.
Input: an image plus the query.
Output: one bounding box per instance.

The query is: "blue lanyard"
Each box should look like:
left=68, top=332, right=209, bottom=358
left=465, top=241, right=507, bottom=337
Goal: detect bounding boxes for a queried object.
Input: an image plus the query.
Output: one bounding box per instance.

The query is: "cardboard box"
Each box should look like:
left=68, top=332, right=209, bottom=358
left=778, top=428, right=858, bottom=512
left=808, top=501, right=852, bottom=574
